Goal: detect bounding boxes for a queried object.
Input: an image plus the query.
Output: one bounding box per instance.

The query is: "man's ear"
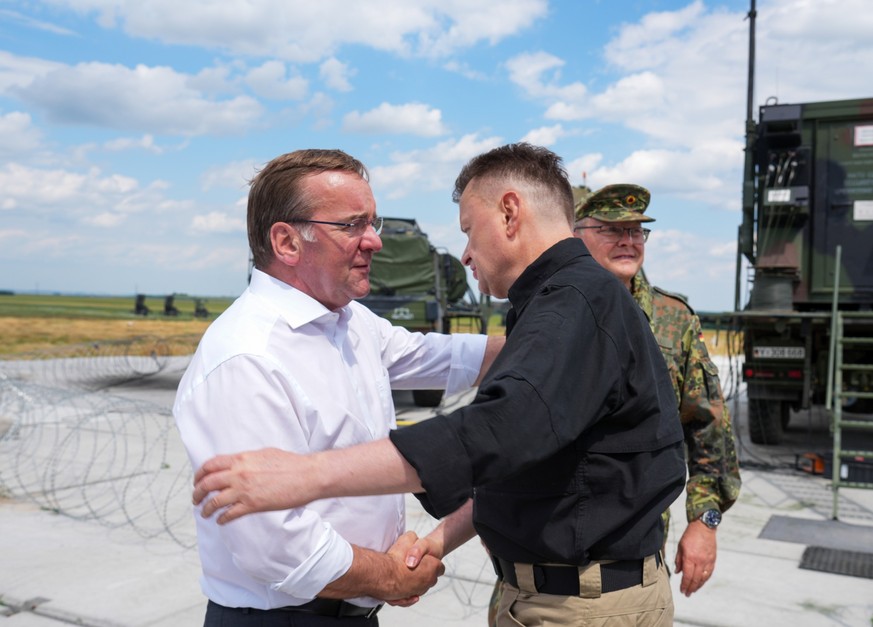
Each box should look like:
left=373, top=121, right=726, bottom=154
left=270, top=222, right=303, bottom=266
left=501, top=190, right=522, bottom=237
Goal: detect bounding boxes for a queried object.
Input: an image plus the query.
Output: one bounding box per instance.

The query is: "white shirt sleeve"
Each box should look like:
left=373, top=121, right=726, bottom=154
left=365, top=310, right=487, bottom=396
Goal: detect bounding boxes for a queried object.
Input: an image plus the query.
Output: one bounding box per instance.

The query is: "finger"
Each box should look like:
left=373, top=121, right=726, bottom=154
left=193, top=455, right=233, bottom=484
left=393, top=531, right=418, bottom=550
left=192, top=469, right=231, bottom=505
left=199, top=491, right=228, bottom=518
left=679, top=573, right=694, bottom=597
left=680, top=567, right=710, bottom=597
left=405, top=543, right=424, bottom=568
left=199, top=486, right=239, bottom=520
left=217, top=501, right=251, bottom=525
left=192, top=482, right=211, bottom=506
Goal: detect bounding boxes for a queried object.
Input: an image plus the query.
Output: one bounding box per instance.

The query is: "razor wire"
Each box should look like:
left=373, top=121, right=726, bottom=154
left=1, top=334, right=200, bottom=390
left=0, top=337, right=198, bottom=549
left=0, top=339, right=499, bottom=607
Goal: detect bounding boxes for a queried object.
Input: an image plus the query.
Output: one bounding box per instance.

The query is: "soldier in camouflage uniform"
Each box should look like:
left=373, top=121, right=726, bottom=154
left=486, top=184, right=741, bottom=625
left=575, top=184, right=741, bottom=595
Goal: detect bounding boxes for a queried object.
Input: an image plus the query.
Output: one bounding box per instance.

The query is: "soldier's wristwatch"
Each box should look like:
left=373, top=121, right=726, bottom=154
left=699, top=509, right=722, bottom=529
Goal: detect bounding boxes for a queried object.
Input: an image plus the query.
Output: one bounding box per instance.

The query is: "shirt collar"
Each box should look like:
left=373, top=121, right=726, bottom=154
left=507, top=237, right=589, bottom=314
left=249, top=268, right=350, bottom=330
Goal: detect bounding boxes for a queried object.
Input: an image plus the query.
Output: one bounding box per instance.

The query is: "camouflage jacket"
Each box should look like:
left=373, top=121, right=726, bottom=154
left=632, top=272, right=741, bottom=521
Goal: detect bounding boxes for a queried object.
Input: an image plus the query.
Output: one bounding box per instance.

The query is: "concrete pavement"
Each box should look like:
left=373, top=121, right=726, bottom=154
left=1, top=356, right=872, bottom=626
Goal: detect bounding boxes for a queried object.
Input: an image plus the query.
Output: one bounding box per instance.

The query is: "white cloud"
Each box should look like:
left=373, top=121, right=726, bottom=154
left=415, top=0, right=549, bottom=58
left=370, top=133, right=503, bottom=200
left=191, top=211, right=245, bottom=233
left=565, top=154, right=603, bottom=187
left=0, top=50, right=62, bottom=92
left=0, top=228, right=27, bottom=240
left=0, top=111, right=42, bottom=157
left=43, top=0, right=547, bottom=61
left=521, top=124, right=566, bottom=146
left=84, top=211, right=125, bottom=227
left=0, top=9, right=78, bottom=36
left=0, top=163, right=104, bottom=208
left=644, top=227, right=739, bottom=308
left=585, top=72, right=666, bottom=119
left=187, top=63, right=239, bottom=96
left=506, top=51, right=586, bottom=101
left=442, top=60, right=487, bottom=81
left=343, top=102, right=447, bottom=137
left=244, top=61, right=308, bottom=101
left=103, top=134, right=163, bottom=154
left=509, top=0, right=873, bottom=220
left=16, top=60, right=264, bottom=136
left=583, top=144, right=742, bottom=211
left=319, top=58, right=354, bottom=92
left=0, top=163, right=192, bottom=225
left=200, top=160, right=259, bottom=192
left=604, top=1, right=707, bottom=72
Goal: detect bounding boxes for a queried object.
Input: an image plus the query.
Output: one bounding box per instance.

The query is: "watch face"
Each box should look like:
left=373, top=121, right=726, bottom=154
left=701, top=509, right=722, bottom=528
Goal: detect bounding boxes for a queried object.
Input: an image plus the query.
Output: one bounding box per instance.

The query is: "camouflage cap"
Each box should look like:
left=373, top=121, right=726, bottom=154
left=575, top=183, right=655, bottom=223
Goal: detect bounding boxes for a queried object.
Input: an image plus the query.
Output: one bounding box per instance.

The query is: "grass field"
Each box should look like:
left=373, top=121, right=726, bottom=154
left=0, top=293, right=234, bottom=357
left=0, top=293, right=735, bottom=358
left=0, top=293, right=233, bottom=320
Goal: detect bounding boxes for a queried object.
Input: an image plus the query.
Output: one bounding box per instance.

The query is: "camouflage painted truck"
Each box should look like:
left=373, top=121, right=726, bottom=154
left=736, top=97, right=873, bottom=445
left=357, top=217, right=490, bottom=407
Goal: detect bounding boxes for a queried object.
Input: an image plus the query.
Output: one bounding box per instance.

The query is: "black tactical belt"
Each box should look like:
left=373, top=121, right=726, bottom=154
left=492, top=553, right=660, bottom=595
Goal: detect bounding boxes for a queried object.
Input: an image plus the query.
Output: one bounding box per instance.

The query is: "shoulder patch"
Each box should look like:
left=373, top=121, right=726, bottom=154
left=652, top=285, right=695, bottom=314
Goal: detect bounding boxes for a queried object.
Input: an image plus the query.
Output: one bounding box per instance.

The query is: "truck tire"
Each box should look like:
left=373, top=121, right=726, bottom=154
left=413, top=389, right=443, bottom=408
left=748, top=399, right=789, bottom=445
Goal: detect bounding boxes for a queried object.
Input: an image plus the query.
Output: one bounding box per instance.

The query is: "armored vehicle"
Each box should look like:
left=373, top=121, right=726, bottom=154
left=357, top=217, right=490, bottom=407
left=736, top=97, right=873, bottom=444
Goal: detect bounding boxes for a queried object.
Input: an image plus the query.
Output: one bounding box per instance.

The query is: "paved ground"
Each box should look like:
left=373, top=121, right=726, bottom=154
left=1, top=356, right=872, bottom=626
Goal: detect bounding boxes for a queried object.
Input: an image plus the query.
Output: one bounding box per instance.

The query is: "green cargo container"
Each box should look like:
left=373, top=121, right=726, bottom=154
left=358, top=217, right=490, bottom=406
left=737, top=97, right=873, bottom=444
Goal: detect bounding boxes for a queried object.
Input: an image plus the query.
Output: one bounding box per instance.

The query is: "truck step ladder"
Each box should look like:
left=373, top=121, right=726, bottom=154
left=827, top=248, right=873, bottom=519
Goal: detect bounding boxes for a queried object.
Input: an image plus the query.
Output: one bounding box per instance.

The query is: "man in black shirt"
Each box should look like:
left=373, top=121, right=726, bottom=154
left=193, top=143, right=686, bottom=626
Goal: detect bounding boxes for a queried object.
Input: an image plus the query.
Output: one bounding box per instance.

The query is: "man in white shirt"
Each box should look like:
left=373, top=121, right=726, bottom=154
left=173, top=149, right=499, bottom=626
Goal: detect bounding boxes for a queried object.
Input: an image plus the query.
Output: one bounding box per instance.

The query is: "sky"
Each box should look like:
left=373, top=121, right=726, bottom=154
left=1, top=0, right=872, bottom=313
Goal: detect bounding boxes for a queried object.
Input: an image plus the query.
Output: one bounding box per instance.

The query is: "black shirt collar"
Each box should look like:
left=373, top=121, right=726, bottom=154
left=505, top=237, right=589, bottom=332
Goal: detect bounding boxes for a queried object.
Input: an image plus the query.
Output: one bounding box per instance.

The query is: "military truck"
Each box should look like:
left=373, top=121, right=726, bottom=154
left=357, top=217, right=490, bottom=407
left=736, top=97, right=873, bottom=444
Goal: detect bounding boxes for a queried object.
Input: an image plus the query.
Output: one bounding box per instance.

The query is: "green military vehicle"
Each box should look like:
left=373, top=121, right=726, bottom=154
left=358, top=217, right=490, bottom=407
left=736, top=97, right=873, bottom=445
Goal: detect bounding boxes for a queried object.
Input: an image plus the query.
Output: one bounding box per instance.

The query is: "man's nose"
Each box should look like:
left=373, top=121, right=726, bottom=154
left=361, top=227, right=382, bottom=251
left=616, top=229, right=634, bottom=244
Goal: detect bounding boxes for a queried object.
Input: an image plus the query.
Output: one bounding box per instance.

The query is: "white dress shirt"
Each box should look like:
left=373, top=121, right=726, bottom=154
left=173, top=269, right=486, bottom=610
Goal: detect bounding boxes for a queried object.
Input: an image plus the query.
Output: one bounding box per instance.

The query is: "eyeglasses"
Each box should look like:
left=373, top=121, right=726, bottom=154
left=573, top=225, right=651, bottom=243
left=292, top=216, right=383, bottom=237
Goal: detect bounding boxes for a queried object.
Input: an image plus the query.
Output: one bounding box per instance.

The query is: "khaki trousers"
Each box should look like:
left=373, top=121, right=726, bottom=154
left=494, top=554, right=673, bottom=627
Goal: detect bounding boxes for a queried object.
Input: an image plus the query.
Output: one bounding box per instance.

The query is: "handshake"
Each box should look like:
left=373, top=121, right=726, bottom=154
left=372, top=530, right=445, bottom=606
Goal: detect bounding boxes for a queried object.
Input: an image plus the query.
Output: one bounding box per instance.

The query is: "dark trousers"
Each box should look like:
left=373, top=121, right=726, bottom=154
left=204, top=601, right=379, bottom=627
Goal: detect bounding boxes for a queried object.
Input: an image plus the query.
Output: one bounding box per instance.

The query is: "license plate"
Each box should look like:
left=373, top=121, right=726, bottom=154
left=753, top=346, right=805, bottom=359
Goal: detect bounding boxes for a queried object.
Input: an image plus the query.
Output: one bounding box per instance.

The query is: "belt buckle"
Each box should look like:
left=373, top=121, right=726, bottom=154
left=365, top=604, right=382, bottom=619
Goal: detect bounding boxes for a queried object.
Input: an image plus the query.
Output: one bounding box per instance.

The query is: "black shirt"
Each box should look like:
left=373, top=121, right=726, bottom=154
left=390, top=237, right=685, bottom=565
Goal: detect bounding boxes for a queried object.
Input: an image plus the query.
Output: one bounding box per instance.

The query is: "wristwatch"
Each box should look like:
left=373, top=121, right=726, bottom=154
left=699, top=509, right=722, bottom=529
